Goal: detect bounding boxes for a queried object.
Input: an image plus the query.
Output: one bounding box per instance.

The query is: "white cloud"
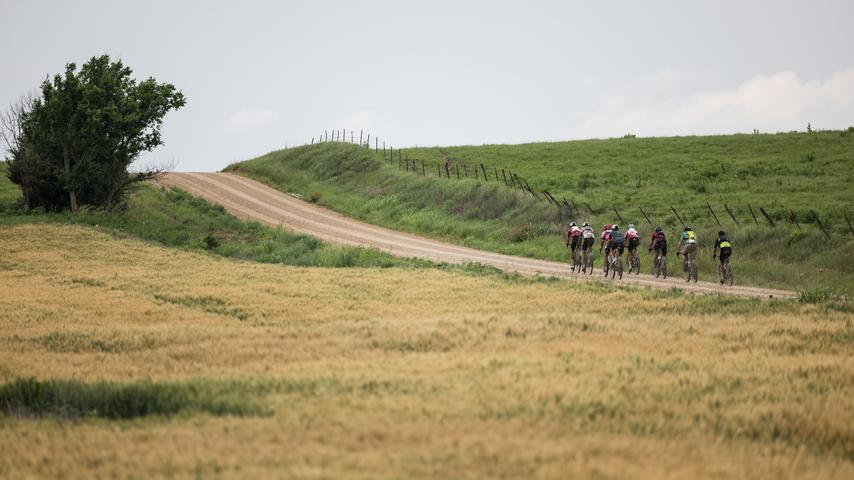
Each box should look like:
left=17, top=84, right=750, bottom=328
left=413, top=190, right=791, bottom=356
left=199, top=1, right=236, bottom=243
left=567, top=68, right=854, bottom=138
left=224, top=109, right=279, bottom=131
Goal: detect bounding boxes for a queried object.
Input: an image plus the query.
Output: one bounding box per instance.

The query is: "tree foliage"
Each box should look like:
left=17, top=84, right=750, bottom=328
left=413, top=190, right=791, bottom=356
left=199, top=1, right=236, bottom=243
left=3, top=55, right=185, bottom=211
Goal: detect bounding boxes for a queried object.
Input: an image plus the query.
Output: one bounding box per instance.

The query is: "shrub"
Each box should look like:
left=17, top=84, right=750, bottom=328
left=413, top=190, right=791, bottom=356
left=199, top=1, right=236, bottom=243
left=309, top=192, right=322, bottom=203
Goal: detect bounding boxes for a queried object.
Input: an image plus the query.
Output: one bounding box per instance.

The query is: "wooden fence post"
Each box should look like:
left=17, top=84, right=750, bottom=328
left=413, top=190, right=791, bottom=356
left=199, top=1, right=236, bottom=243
left=670, top=206, right=686, bottom=227
left=375, top=138, right=378, bottom=151
left=351, top=131, right=354, bottom=143
left=421, top=159, right=426, bottom=176
left=360, top=130, right=363, bottom=145
left=724, top=204, right=740, bottom=225
left=325, top=131, right=328, bottom=141
left=759, top=207, right=776, bottom=227
left=456, top=164, right=460, bottom=179
left=412, top=158, right=417, bottom=173
left=584, top=202, right=597, bottom=216
left=501, top=169, right=508, bottom=185
left=310, top=137, right=314, bottom=145
left=810, top=210, right=830, bottom=239
left=638, top=206, right=653, bottom=225
left=383, top=142, right=385, bottom=155
left=788, top=209, right=800, bottom=230
left=475, top=166, right=479, bottom=180
left=342, top=129, right=346, bottom=141
left=366, top=134, right=370, bottom=148
left=464, top=165, right=469, bottom=178
left=706, top=202, right=721, bottom=226
left=437, top=163, right=441, bottom=176
left=480, top=164, right=488, bottom=180
left=445, top=163, right=451, bottom=179
left=747, top=204, right=759, bottom=225
left=612, top=207, right=625, bottom=225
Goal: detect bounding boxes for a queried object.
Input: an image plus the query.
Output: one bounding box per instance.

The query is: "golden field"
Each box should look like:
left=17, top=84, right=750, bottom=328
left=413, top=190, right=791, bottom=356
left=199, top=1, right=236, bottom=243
left=0, top=224, right=853, bottom=479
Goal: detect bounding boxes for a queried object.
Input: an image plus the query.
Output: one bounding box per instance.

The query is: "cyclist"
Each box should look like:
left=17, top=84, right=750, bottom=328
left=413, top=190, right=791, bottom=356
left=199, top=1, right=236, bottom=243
left=712, top=230, right=733, bottom=284
left=566, top=222, right=582, bottom=270
left=648, top=226, right=667, bottom=258
left=599, top=224, right=612, bottom=275
left=607, top=224, right=625, bottom=276
left=580, top=222, right=595, bottom=273
left=625, top=223, right=640, bottom=268
left=676, top=226, right=698, bottom=271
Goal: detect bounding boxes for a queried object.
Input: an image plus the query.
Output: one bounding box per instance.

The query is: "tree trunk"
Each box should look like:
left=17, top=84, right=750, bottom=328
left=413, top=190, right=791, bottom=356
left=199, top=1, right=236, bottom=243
left=62, top=141, right=78, bottom=212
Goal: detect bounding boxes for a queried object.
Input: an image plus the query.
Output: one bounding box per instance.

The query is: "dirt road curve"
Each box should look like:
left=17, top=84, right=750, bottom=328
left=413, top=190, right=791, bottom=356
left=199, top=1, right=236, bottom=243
left=156, top=173, right=797, bottom=299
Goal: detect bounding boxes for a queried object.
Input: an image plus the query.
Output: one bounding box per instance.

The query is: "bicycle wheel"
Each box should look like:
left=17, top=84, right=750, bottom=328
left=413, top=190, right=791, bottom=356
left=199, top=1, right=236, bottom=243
left=653, top=257, right=660, bottom=278
left=686, top=261, right=692, bottom=282
left=633, top=254, right=640, bottom=275
left=692, top=262, right=698, bottom=283
left=618, top=259, right=623, bottom=279
left=725, top=263, right=734, bottom=286
left=662, top=258, right=667, bottom=279
left=586, top=253, right=594, bottom=275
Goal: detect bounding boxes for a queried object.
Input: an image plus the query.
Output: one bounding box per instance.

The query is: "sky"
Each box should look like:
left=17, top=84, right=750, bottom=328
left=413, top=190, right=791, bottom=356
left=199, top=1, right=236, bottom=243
left=1, top=0, right=853, bottom=172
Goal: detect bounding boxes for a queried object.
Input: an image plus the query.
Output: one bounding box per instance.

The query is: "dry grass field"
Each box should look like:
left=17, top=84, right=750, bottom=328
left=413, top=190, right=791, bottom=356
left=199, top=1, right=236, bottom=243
left=1, top=224, right=853, bottom=479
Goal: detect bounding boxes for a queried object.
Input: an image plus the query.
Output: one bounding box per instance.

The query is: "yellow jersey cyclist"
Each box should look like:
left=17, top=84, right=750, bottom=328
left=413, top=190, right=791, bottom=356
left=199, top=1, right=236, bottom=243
left=676, top=226, right=698, bottom=271
left=712, top=230, right=733, bottom=284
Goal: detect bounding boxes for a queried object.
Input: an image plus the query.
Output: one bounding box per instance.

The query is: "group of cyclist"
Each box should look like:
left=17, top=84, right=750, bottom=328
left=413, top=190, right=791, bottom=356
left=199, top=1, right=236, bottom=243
left=566, top=222, right=733, bottom=283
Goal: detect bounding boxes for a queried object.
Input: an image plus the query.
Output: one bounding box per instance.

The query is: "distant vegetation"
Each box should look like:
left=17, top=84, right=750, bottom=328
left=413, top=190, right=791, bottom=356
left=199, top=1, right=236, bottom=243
left=2, top=54, right=184, bottom=212
left=227, top=132, right=854, bottom=293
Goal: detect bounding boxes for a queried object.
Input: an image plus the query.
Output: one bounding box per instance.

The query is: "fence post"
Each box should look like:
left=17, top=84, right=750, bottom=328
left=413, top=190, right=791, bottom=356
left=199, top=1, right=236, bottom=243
left=359, top=130, right=363, bottom=145
left=788, top=209, right=800, bottom=230
left=501, top=169, right=508, bottom=185
left=747, top=204, right=759, bottom=225
left=464, top=165, right=469, bottom=178
left=670, top=206, right=686, bottom=227
left=706, top=202, right=722, bottom=226
left=638, top=206, right=653, bottom=225
left=437, top=163, right=441, bottom=176
left=366, top=134, right=370, bottom=148
left=445, top=163, right=451, bottom=179
left=758, top=207, right=776, bottom=227
left=612, top=207, right=625, bottom=225
left=480, top=164, right=488, bottom=180
left=475, top=166, right=479, bottom=180
left=724, top=204, right=740, bottom=225
left=456, top=164, right=460, bottom=179
left=584, top=202, right=597, bottom=216
left=351, top=131, right=354, bottom=143
left=509, top=172, right=517, bottom=188
left=421, top=159, right=426, bottom=176
left=494, top=167, right=499, bottom=183
left=383, top=142, right=385, bottom=155
left=810, top=210, right=831, bottom=239
left=325, top=131, right=328, bottom=142
left=412, top=158, right=417, bottom=173
left=310, top=137, right=314, bottom=145
left=342, top=129, right=346, bottom=142
left=375, top=138, right=378, bottom=151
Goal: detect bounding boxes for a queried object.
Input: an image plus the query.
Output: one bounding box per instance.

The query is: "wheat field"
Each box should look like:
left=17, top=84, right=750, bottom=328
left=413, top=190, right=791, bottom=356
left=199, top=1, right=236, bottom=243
left=1, top=224, right=852, bottom=479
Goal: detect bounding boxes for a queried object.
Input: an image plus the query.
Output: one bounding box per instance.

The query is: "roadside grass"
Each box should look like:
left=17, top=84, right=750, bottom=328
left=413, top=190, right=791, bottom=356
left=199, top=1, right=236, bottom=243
left=0, top=175, right=424, bottom=269
left=228, top=136, right=854, bottom=293
left=0, top=224, right=852, bottom=478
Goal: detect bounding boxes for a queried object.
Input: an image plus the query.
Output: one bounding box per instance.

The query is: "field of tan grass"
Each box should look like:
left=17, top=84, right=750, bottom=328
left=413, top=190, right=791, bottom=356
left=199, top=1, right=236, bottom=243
left=1, top=224, right=852, bottom=479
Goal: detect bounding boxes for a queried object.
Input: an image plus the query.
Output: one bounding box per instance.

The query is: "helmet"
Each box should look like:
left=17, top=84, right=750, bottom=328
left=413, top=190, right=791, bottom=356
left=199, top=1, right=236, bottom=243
left=655, top=226, right=663, bottom=232
left=612, top=224, right=619, bottom=231
left=628, top=223, right=635, bottom=229
left=684, top=226, right=692, bottom=231
left=570, top=222, right=576, bottom=227
left=603, top=224, right=611, bottom=230
left=718, top=230, right=726, bottom=236
left=582, top=222, right=589, bottom=227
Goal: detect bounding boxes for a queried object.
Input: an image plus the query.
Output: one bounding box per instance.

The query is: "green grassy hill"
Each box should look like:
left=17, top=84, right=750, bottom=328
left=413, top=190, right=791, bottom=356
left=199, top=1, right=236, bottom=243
left=227, top=131, right=854, bottom=294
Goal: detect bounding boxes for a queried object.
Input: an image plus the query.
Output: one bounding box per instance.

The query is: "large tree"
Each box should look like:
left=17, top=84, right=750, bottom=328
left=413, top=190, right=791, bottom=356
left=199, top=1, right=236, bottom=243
left=5, top=55, right=185, bottom=211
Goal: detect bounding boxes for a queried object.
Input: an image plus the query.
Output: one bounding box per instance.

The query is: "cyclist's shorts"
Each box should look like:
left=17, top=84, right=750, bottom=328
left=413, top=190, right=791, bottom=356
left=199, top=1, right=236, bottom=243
left=611, top=242, right=624, bottom=255
left=654, top=241, right=668, bottom=256
left=681, top=243, right=698, bottom=259
left=570, top=236, right=580, bottom=250
left=627, top=237, right=640, bottom=251
left=719, top=247, right=732, bottom=264
left=581, top=237, right=594, bottom=251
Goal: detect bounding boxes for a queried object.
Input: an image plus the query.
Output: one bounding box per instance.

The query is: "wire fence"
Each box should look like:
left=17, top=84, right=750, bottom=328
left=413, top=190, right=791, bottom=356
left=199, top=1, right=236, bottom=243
left=310, top=129, right=854, bottom=238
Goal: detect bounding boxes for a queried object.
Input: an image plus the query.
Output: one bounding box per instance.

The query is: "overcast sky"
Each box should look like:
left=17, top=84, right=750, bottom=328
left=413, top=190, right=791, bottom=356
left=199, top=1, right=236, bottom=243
left=2, top=0, right=853, bottom=172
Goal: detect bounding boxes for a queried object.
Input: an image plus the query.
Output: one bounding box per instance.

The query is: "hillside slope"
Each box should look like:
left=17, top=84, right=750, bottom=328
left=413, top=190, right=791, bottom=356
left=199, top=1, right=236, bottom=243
left=227, top=132, right=854, bottom=294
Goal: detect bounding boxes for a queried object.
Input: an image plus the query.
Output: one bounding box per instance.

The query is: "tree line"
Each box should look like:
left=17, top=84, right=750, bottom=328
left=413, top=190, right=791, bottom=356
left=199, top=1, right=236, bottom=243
left=1, top=55, right=185, bottom=211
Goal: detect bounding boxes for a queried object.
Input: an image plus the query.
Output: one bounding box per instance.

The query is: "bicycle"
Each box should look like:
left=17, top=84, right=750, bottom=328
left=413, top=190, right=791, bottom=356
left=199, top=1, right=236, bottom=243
left=583, top=249, right=594, bottom=275
left=679, top=252, right=698, bottom=283
left=629, top=251, right=640, bottom=275
left=719, top=258, right=734, bottom=286
left=609, top=250, right=624, bottom=279
left=569, top=246, right=581, bottom=273
left=652, top=252, right=667, bottom=279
